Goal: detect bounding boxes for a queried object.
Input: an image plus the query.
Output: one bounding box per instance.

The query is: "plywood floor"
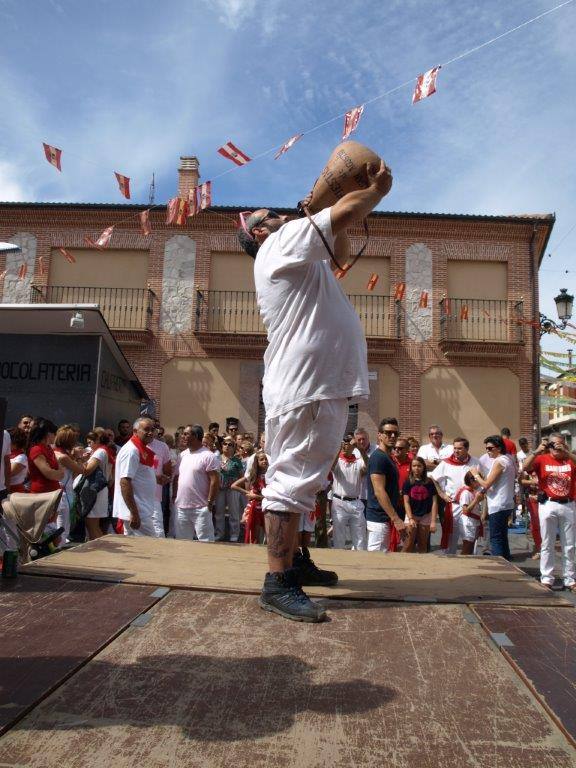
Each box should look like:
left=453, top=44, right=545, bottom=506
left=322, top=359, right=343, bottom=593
left=22, top=535, right=569, bottom=606
left=0, top=575, right=162, bottom=735
left=473, top=605, right=576, bottom=746
left=1, top=591, right=574, bottom=768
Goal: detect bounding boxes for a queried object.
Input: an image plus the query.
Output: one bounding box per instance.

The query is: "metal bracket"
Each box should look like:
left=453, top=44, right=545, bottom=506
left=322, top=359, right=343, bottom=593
left=131, top=611, right=153, bottom=628
left=490, top=632, right=514, bottom=648
left=404, top=596, right=438, bottom=603
left=150, top=587, right=170, bottom=598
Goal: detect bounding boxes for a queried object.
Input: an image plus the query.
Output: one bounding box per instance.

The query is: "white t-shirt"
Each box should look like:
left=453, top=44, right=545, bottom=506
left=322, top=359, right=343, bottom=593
left=430, top=456, right=480, bottom=500
left=254, top=208, right=369, bottom=418
left=417, top=442, right=453, bottom=464
left=0, top=430, right=10, bottom=491
left=478, top=453, right=495, bottom=477
left=150, top=438, right=171, bottom=502
left=175, top=447, right=220, bottom=509
left=332, top=455, right=365, bottom=498
left=517, top=449, right=527, bottom=471
left=452, top=487, right=474, bottom=517
left=10, top=452, right=28, bottom=487
left=113, top=441, right=157, bottom=521
left=485, top=454, right=516, bottom=514
left=353, top=444, right=376, bottom=500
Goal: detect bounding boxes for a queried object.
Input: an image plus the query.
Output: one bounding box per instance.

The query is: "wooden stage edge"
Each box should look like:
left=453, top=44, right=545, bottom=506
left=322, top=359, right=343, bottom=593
left=21, top=535, right=573, bottom=607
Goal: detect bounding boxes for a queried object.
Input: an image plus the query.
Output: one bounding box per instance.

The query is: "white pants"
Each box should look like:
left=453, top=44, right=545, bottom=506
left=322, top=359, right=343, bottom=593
left=176, top=506, right=215, bottom=542
left=539, top=500, right=576, bottom=586
left=299, top=510, right=316, bottom=533
left=445, top=511, right=480, bottom=554
left=214, top=488, right=242, bottom=541
left=332, top=497, right=367, bottom=550
left=263, top=398, right=349, bottom=515
left=367, top=520, right=391, bottom=552
left=152, top=500, right=166, bottom=538
left=123, top=514, right=157, bottom=537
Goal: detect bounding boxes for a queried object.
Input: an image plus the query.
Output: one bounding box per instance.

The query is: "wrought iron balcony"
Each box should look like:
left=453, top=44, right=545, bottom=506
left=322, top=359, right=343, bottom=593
left=195, top=290, right=401, bottom=339
left=439, top=298, right=524, bottom=343
left=30, top=285, right=155, bottom=331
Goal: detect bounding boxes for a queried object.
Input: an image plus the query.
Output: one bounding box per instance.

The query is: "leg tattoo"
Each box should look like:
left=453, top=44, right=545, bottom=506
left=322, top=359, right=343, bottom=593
left=265, top=511, right=293, bottom=560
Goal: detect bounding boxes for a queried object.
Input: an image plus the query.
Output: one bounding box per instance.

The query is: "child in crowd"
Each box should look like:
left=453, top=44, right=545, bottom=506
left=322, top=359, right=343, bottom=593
left=450, top=471, right=484, bottom=555
left=232, top=450, right=268, bottom=544
left=402, top=457, right=438, bottom=553
left=8, top=427, right=28, bottom=493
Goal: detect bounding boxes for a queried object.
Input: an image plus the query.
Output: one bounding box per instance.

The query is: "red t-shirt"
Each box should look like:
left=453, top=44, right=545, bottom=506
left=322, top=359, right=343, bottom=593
left=394, top=457, right=411, bottom=493
left=503, top=438, right=517, bottom=456
left=28, top=444, right=61, bottom=493
left=532, top=454, right=576, bottom=500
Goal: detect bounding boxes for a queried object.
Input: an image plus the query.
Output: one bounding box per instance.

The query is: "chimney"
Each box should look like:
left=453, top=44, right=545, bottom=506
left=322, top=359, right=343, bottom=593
left=178, top=156, right=200, bottom=199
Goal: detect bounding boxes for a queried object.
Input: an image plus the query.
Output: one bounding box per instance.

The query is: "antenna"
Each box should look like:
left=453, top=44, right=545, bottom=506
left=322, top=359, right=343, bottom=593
left=148, top=173, right=155, bottom=205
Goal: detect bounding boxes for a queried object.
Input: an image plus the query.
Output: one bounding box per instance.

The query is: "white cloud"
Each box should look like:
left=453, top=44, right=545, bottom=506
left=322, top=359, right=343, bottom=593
left=203, top=0, right=258, bottom=29
left=0, top=161, right=32, bottom=201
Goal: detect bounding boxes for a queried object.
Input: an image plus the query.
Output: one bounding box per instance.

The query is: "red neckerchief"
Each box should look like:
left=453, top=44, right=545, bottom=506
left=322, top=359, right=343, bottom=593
left=104, top=444, right=116, bottom=466
left=444, top=453, right=469, bottom=466
left=130, top=435, right=155, bottom=467
left=339, top=451, right=357, bottom=464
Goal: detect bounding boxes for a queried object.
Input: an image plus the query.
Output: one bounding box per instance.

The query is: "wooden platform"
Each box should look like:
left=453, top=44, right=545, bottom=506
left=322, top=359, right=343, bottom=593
left=1, top=591, right=574, bottom=768
left=0, top=575, right=163, bottom=735
left=21, top=535, right=569, bottom=606
left=473, top=605, right=576, bottom=746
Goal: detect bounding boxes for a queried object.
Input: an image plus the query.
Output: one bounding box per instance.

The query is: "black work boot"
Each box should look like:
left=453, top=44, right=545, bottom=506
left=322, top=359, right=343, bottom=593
left=259, top=568, right=327, bottom=622
left=293, top=546, right=338, bottom=586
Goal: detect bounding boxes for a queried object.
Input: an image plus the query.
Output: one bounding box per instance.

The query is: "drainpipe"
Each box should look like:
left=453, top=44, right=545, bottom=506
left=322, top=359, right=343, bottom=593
left=529, top=226, right=540, bottom=448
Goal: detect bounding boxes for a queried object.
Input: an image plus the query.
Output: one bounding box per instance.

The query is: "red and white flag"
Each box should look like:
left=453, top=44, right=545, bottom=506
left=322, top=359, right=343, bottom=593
left=43, top=142, right=62, bottom=171
left=140, top=209, right=152, bottom=236
left=367, top=273, right=379, bottom=291
left=412, top=66, right=441, bottom=104
left=0, top=269, right=6, bottom=280
left=217, top=141, right=251, bottom=166
left=334, top=266, right=350, bottom=280
left=114, top=172, right=131, bottom=200
left=166, top=197, right=189, bottom=225
left=393, top=282, right=406, bottom=301
left=274, top=133, right=303, bottom=160
left=460, top=305, right=469, bottom=321
left=198, top=181, right=212, bottom=210
left=85, top=225, right=114, bottom=250
left=59, top=247, right=76, bottom=263
left=419, top=290, right=428, bottom=309
left=342, top=105, right=364, bottom=141
left=17, top=263, right=27, bottom=280
left=38, top=255, right=46, bottom=276
left=188, top=188, right=199, bottom=217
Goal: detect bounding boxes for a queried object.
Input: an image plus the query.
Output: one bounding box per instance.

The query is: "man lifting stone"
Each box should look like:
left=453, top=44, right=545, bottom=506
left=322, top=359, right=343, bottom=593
left=238, top=158, right=393, bottom=622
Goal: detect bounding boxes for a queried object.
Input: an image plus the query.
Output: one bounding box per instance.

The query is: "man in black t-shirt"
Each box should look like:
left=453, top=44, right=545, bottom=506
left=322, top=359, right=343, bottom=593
left=366, top=417, right=407, bottom=551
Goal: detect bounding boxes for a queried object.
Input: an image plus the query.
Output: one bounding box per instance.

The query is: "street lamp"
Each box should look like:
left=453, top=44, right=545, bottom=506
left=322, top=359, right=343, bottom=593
left=540, top=287, right=574, bottom=336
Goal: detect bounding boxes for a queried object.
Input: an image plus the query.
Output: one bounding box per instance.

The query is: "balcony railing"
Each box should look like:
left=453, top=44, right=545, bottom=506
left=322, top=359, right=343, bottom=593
left=439, top=298, right=524, bottom=343
left=30, top=285, right=155, bottom=331
left=195, top=290, right=401, bottom=339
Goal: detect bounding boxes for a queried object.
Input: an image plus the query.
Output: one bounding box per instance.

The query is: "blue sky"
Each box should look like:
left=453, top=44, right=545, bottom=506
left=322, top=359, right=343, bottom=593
left=0, top=0, right=575, bottom=354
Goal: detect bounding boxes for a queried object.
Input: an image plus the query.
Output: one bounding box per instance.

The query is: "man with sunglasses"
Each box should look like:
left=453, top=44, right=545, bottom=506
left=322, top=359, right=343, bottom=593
left=366, top=418, right=406, bottom=551
left=523, top=434, right=576, bottom=591
left=237, top=159, right=393, bottom=621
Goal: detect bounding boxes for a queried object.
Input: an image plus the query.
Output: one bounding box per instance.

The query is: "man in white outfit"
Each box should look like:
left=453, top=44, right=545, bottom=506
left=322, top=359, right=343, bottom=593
left=331, top=434, right=367, bottom=550
left=174, top=424, right=220, bottom=542
left=114, top=417, right=158, bottom=537
left=238, top=159, right=393, bottom=622
left=149, top=431, right=172, bottom=538
left=417, top=425, right=452, bottom=471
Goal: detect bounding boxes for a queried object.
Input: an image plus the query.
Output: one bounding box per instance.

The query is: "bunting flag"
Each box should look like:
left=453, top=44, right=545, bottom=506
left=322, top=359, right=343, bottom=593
left=114, top=172, right=131, bottom=199
left=0, top=269, right=7, bottom=280
left=393, top=282, right=405, bottom=301
left=342, top=105, right=364, bottom=141
left=460, top=305, right=469, bottom=321
left=217, top=141, right=251, bottom=166
left=366, top=273, right=379, bottom=291
left=38, top=255, right=46, bottom=276
left=188, top=187, right=199, bottom=217
left=418, top=290, right=428, bottom=309
left=274, top=133, right=303, bottom=160
left=58, top=247, right=76, bottom=263
left=334, top=268, right=348, bottom=280
left=139, top=210, right=152, bottom=236
left=444, top=299, right=451, bottom=315
left=166, top=197, right=189, bottom=225
left=17, top=263, right=27, bottom=280
left=85, top=225, right=114, bottom=249
left=42, top=142, right=62, bottom=171
left=412, top=66, right=441, bottom=104
left=198, top=181, right=212, bottom=210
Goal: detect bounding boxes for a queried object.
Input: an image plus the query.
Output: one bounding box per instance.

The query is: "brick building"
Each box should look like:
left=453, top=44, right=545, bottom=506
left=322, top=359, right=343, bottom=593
left=0, top=156, right=554, bottom=453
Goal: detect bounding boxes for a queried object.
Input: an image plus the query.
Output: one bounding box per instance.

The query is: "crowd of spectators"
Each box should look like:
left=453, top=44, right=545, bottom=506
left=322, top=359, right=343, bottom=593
left=1, top=413, right=575, bottom=591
